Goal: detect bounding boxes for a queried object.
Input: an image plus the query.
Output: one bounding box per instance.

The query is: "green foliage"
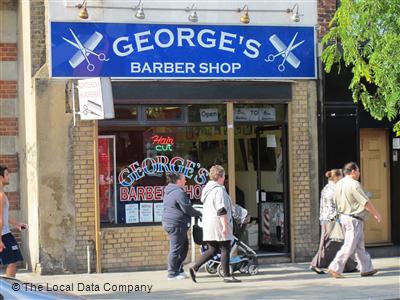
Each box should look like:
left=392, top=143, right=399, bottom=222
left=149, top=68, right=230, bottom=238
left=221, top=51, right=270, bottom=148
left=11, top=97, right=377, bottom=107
left=321, top=0, right=400, bottom=136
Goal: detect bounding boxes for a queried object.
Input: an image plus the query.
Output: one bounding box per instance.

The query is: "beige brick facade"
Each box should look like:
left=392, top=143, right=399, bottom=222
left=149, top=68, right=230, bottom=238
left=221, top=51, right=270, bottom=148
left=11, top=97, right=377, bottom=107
left=101, top=227, right=169, bottom=272
left=73, top=119, right=97, bottom=272
left=289, top=81, right=319, bottom=262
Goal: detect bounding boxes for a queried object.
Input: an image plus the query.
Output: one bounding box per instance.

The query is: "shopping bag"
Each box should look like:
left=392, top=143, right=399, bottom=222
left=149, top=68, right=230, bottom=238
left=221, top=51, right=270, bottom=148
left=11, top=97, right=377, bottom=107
left=192, top=224, right=204, bottom=245
left=327, top=220, right=344, bottom=242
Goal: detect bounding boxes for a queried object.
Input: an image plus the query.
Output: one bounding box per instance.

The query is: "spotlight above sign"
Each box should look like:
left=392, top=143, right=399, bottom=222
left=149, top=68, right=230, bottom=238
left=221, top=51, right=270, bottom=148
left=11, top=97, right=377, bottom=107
left=72, top=1, right=303, bottom=24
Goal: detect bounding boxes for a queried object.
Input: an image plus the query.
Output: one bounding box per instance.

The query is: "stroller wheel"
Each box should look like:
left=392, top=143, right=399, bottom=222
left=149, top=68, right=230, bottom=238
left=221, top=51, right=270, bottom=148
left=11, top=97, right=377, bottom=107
left=205, top=263, right=218, bottom=274
left=248, top=264, right=259, bottom=275
left=217, top=264, right=233, bottom=278
left=239, top=264, right=249, bottom=274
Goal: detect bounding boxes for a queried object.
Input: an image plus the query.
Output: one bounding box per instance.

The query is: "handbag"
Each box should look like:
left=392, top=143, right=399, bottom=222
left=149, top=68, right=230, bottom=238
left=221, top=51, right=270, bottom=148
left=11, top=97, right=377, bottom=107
left=327, top=220, right=345, bottom=242
left=192, top=224, right=204, bottom=245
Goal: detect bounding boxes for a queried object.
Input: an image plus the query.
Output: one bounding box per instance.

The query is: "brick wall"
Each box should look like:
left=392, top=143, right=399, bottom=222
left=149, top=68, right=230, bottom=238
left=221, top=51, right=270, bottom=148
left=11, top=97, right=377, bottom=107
left=73, top=120, right=97, bottom=272
left=0, top=0, right=19, bottom=211
left=318, top=0, right=337, bottom=40
left=290, top=81, right=318, bottom=261
left=101, top=227, right=169, bottom=272
left=0, top=80, right=17, bottom=98
left=30, top=0, right=46, bottom=75
left=0, top=43, right=17, bottom=61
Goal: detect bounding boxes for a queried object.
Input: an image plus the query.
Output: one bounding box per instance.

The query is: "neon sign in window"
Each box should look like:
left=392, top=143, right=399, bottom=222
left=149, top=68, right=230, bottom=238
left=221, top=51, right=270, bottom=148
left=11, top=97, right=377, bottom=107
left=151, top=134, right=174, bottom=152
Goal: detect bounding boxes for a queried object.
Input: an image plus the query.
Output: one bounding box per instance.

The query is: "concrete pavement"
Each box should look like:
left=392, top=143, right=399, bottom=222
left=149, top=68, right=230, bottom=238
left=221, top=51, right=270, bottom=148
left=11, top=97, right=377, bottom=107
left=16, top=257, right=400, bottom=300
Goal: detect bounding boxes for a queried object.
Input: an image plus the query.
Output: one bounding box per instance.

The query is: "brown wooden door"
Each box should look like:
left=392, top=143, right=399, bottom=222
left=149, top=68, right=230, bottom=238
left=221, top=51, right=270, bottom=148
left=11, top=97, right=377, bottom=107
left=360, top=129, right=391, bottom=244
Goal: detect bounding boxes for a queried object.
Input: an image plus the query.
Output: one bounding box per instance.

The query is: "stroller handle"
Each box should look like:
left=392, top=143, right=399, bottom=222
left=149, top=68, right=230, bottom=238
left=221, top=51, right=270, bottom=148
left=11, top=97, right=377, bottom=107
left=193, top=216, right=202, bottom=225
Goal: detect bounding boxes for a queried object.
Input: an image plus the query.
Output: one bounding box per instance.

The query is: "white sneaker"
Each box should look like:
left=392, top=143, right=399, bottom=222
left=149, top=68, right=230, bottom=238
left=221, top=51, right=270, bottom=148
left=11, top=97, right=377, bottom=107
left=178, top=272, right=189, bottom=279
left=167, top=274, right=186, bottom=280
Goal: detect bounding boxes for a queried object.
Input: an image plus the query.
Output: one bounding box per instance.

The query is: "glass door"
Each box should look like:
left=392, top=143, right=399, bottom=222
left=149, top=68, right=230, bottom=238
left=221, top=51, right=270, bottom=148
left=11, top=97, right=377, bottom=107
left=255, top=125, right=289, bottom=252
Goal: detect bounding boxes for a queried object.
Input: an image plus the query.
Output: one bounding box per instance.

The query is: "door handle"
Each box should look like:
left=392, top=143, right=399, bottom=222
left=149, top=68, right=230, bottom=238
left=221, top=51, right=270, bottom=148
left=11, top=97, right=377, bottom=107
left=383, top=162, right=387, bottom=168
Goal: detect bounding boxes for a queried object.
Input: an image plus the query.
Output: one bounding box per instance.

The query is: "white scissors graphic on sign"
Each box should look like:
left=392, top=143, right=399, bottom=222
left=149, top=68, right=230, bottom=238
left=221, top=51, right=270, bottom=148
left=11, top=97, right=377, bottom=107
left=265, top=32, right=305, bottom=72
left=81, top=104, right=101, bottom=116
left=62, top=29, right=109, bottom=72
left=80, top=99, right=103, bottom=117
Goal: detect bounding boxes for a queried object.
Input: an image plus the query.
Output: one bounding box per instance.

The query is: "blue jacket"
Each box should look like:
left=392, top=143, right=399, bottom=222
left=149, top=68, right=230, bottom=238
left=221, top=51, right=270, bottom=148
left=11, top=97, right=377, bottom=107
left=162, top=183, right=201, bottom=228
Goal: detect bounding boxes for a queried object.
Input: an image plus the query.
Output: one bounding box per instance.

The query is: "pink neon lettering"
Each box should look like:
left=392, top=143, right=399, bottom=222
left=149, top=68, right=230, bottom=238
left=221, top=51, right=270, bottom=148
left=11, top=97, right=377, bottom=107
left=120, top=187, right=130, bottom=201
left=145, top=186, right=153, bottom=200
left=152, top=135, right=174, bottom=145
left=129, top=186, right=138, bottom=201
left=154, top=186, right=164, bottom=200
left=136, top=186, right=145, bottom=201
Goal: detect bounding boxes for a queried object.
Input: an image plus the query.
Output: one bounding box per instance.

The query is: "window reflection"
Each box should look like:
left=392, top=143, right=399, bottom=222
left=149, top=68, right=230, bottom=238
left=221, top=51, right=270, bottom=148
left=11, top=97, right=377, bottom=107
left=114, top=105, right=138, bottom=119
left=145, top=106, right=183, bottom=121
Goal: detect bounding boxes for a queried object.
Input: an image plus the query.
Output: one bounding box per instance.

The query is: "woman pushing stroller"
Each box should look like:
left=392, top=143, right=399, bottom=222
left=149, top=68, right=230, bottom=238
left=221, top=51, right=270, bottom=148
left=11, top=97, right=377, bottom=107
left=190, top=165, right=241, bottom=283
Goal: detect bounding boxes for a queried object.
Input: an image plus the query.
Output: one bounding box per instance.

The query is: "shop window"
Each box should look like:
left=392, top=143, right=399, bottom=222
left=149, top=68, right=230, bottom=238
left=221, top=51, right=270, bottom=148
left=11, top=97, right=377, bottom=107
left=99, top=125, right=227, bottom=227
left=145, top=106, right=183, bottom=121
left=98, top=136, right=117, bottom=224
left=114, top=105, right=138, bottom=120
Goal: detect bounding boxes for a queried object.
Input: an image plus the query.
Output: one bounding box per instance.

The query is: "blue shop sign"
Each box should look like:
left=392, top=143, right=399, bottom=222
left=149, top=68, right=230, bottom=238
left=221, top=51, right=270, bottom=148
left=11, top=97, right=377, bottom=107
left=50, top=22, right=316, bottom=79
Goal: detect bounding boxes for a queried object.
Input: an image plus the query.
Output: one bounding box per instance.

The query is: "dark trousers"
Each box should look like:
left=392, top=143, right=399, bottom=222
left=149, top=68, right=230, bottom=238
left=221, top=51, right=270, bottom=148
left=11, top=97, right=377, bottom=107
left=164, top=226, right=189, bottom=277
left=311, top=224, right=357, bottom=272
left=192, top=240, right=231, bottom=277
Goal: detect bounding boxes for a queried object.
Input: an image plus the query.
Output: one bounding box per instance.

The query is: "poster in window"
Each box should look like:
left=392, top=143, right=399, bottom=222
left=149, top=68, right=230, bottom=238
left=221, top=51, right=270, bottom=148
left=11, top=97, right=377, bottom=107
left=260, top=202, right=284, bottom=245
left=260, top=108, right=276, bottom=121
left=125, top=203, right=139, bottom=224
left=98, top=136, right=116, bottom=224
left=140, top=203, right=153, bottom=223
left=153, top=202, right=164, bottom=222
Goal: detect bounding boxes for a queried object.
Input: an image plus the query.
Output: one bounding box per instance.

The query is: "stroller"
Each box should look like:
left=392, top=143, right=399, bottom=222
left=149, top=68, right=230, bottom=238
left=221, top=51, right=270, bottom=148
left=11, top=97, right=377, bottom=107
left=192, top=204, right=259, bottom=277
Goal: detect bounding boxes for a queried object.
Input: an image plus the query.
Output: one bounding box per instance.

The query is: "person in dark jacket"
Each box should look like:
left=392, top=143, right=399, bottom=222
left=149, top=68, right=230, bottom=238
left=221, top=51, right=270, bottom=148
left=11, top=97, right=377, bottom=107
left=162, top=172, right=201, bottom=280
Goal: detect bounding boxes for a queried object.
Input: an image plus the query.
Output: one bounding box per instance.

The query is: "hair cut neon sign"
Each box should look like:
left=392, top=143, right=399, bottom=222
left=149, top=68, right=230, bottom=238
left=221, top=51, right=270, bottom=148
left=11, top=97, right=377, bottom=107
left=152, top=134, right=174, bottom=152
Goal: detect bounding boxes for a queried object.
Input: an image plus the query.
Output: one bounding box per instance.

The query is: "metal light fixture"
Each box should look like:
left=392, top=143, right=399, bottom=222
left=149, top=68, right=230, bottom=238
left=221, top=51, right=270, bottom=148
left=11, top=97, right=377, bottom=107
left=239, top=4, right=250, bottom=24
left=188, top=4, right=198, bottom=23
left=76, top=0, right=88, bottom=19
left=134, top=0, right=145, bottom=19
left=289, top=3, right=301, bottom=22
left=70, top=2, right=300, bottom=23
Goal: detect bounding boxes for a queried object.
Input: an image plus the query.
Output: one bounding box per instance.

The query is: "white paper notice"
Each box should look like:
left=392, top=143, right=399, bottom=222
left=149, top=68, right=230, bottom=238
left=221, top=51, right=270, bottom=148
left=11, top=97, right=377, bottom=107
left=393, top=138, right=400, bottom=149
left=125, top=204, right=139, bottom=224
left=261, top=191, right=267, bottom=202
left=200, top=108, right=219, bottom=122
left=267, top=135, right=277, bottom=148
left=234, top=108, right=250, bottom=121
left=140, top=203, right=153, bottom=222
left=153, top=203, right=164, bottom=222
left=260, top=108, right=276, bottom=121
left=248, top=108, right=260, bottom=121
